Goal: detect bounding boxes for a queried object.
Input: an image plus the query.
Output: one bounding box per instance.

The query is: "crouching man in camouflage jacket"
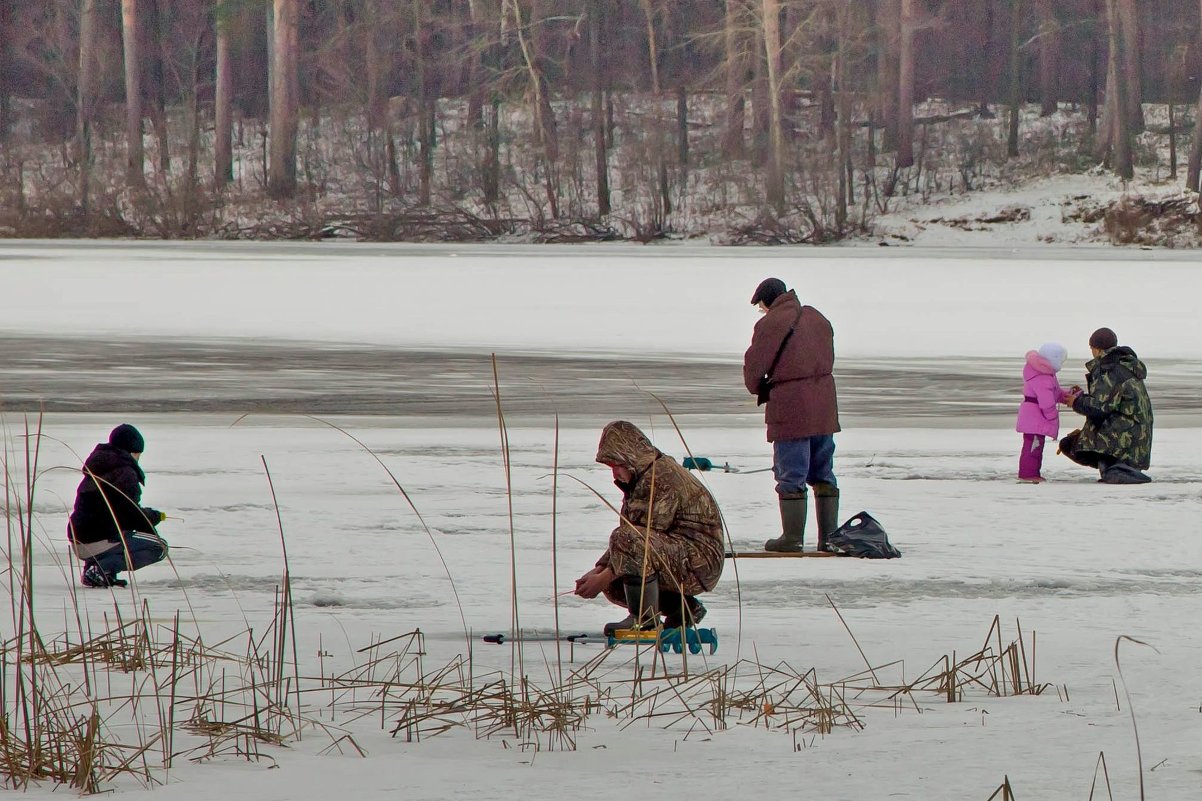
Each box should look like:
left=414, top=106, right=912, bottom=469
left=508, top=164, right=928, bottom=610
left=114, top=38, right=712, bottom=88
left=1060, top=327, right=1154, bottom=484
left=574, top=421, right=724, bottom=634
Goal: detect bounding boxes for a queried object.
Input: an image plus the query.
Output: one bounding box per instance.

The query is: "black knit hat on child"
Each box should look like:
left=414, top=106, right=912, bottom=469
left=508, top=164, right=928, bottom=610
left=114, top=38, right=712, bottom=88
left=109, top=424, right=145, bottom=454
left=750, top=278, right=787, bottom=307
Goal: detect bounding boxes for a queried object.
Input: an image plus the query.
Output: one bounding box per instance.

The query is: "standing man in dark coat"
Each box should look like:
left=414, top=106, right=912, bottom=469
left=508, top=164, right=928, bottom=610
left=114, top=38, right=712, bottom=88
left=743, top=278, right=841, bottom=552
left=67, top=424, right=169, bottom=587
left=1060, top=327, right=1154, bottom=483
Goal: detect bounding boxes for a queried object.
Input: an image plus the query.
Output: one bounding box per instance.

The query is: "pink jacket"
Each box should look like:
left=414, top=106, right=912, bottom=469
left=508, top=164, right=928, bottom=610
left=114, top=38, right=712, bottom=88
left=1015, top=351, right=1066, bottom=437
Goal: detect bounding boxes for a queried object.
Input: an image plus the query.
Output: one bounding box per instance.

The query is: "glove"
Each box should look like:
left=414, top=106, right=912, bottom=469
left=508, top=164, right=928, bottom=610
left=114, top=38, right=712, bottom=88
left=144, top=508, right=167, bottom=525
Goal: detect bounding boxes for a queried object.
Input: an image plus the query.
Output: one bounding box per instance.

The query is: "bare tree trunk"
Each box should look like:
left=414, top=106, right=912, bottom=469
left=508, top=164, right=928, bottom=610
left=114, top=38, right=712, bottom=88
left=465, top=0, right=484, bottom=128
left=1088, top=0, right=1100, bottom=134
left=751, top=24, right=771, bottom=164
left=818, top=14, right=836, bottom=142
left=149, top=0, right=170, bottom=173
left=121, top=0, right=144, bottom=187
left=641, top=0, right=670, bottom=217
left=215, top=0, right=234, bottom=188
left=77, top=0, right=99, bottom=214
left=896, top=0, right=914, bottom=168
left=0, top=5, right=16, bottom=141
left=1100, top=0, right=1132, bottom=178
left=590, top=0, right=609, bottom=216
left=761, top=0, right=784, bottom=211
left=413, top=0, right=432, bottom=206
left=677, top=86, right=688, bottom=169
left=268, top=0, right=299, bottom=198
left=1168, top=94, right=1177, bottom=178
left=484, top=97, right=500, bottom=205
left=531, top=2, right=557, bottom=164
left=1117, top=0, right=1143, bottom=133
left=1007, top=0, right=1021, bottom=157
left=386, top=132, right=401, bottom=196
left=972, top=0, right=996, bottom=116
left=365, top=0, right=387, bottom=130
left=877, top=0, right=900, bottom=152
left=479, top=0, right=501, bottom=206
left=1168, top=46, right=1182, bottom=178
left=507, top=0, right=559, bottom=217
left=0, top=0, right=10, bottom=140
left=186, top=36, right=201, bottom=197
left=722, top=0, right=747, bottom=159
left=1186, top=0, right=1202, bottom=191
left=834, top=4, right=850, bottom=231
left=420, top=100, right=435, bottom=206
left=1036, top=0, right=1058, bottom=116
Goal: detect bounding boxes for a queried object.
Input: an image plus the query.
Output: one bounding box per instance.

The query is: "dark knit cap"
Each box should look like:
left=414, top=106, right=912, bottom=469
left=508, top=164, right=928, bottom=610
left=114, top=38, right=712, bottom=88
left=109, top=424, right=145, bottom=454
left=1088, top=327, right=1118, bottom=351
left=750, top=277, right=787, bottom=307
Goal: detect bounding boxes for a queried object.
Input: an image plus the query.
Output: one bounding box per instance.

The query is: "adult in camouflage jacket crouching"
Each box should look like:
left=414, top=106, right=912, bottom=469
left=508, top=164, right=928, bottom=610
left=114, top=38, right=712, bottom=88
left=1060, top=327, right=1154, bottom=483
left=574, top=421, right=724, bottom=633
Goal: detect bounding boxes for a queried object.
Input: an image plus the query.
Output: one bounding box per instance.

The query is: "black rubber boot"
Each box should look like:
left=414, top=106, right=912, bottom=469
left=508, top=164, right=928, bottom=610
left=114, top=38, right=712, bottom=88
left=814, top=483, right=840, bottom=551
left=661, top=593, right=706, bottom=630
left=604, top=575, right=660, bottom=635
left=1099, top=463, right=1151, bottom=484
left=765, top=493, right=807, bottom=552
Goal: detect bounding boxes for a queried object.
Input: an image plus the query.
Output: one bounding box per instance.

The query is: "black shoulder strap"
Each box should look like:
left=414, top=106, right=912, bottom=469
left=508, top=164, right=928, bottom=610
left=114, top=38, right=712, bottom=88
left=765, top=307, right=804, bottom=381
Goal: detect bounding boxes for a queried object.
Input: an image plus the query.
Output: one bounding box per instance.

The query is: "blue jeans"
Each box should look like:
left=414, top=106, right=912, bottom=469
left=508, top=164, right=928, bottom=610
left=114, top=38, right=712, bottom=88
left=87, top=531, right=169, bottom=577
left=773, top=435, right=837, bottom=496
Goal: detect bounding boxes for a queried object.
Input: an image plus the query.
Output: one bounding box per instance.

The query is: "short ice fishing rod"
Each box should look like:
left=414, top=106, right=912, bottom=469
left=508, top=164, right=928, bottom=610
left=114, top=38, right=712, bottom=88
left=682, top=456, right=773, bottom=474
left=482, top=632, right=605, bottom=645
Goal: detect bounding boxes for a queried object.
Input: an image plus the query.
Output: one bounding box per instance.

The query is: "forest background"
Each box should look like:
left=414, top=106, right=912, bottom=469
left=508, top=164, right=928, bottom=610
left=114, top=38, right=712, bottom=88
left=1, top=0, right=1200, bottom=245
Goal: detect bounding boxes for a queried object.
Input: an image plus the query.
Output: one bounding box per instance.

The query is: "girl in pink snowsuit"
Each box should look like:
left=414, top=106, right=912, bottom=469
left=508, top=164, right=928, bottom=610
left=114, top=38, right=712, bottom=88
left=1015, top=342, right=1068, bottom=482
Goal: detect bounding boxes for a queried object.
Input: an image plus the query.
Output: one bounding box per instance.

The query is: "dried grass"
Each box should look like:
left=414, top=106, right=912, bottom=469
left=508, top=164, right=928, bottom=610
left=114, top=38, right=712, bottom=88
left=3, top=413, right=1073, bottom=795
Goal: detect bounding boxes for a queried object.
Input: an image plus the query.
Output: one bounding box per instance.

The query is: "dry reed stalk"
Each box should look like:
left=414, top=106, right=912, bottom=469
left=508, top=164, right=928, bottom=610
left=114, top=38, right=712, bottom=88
left=8, top=416, right=1073, bottom=791
left=984, top=774, right=1016, bottom=800
left=489, top=354, right=527, bottom=690
left=550, top=416, right=563, bottom=685
left=642, top=390, right=745, bottom=665
left=255, top=414, right=471, bottom=646
left=259, top=456, right=302, bottom=737
left=1087, top=751, right=1115, bottom=801
left=826, top=592, right=880, bottom=684
left=1114, top=635, right=1157, bottom=801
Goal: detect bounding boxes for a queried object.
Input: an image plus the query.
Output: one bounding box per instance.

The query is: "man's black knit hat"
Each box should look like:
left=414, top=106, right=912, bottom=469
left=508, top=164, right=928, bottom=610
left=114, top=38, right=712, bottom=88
left=109, top=424, right=145, bottom=454
left=750, top=277, right=787, bottom=307
left=1089, top=327, right=1118, bottom=351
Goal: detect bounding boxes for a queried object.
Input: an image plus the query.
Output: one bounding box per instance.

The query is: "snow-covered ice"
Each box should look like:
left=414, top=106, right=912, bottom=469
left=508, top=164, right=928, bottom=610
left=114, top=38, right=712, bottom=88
left=2, top=239, right=1200, bottom=800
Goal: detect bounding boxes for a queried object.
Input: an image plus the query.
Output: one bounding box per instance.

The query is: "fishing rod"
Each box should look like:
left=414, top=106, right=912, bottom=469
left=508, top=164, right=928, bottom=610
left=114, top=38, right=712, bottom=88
left=482, top=632, right=604, bottom=645
left=682, top=456, right=773, bottom=474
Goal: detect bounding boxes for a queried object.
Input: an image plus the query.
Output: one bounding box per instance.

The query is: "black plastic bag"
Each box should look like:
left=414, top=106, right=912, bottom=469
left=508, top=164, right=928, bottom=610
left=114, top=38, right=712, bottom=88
left=825, top=512, right=901, bottom=559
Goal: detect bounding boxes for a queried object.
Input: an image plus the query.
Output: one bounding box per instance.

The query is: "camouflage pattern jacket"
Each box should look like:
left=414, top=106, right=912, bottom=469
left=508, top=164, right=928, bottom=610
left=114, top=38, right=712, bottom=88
left=1069, top=346, right=1153, bottom=469
left=594, top=421, right=724, bottom=595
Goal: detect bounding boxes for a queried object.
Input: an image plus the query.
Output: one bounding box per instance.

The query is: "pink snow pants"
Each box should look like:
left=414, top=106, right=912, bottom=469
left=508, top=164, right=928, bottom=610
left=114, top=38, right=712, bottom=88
left=1019, top=433, right=1045, bottom=480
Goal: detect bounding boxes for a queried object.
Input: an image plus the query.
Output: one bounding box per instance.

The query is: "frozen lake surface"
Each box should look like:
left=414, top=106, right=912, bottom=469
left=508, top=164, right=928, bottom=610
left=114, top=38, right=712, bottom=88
left=3, top=241, right=1200, bottom=801
left=3, top=335, right=1202, bottom=425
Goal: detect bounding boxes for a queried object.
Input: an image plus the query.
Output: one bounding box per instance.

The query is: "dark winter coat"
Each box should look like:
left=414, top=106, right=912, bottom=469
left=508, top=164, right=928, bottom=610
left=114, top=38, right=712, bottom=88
left=68, top=443, right=161, bottom=544
left=743, top=290, right=841, bottom=441
left=593, top=421, right=724, bottom=600
left=1068, top=346, right=1154, bottom=469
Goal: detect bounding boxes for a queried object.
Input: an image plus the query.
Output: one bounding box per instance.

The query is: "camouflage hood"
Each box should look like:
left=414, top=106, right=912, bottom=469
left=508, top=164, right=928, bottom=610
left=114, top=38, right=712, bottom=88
left=1087, top=346, right=1147, bottom=381
left=595, top=421, right=661, bottom=475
